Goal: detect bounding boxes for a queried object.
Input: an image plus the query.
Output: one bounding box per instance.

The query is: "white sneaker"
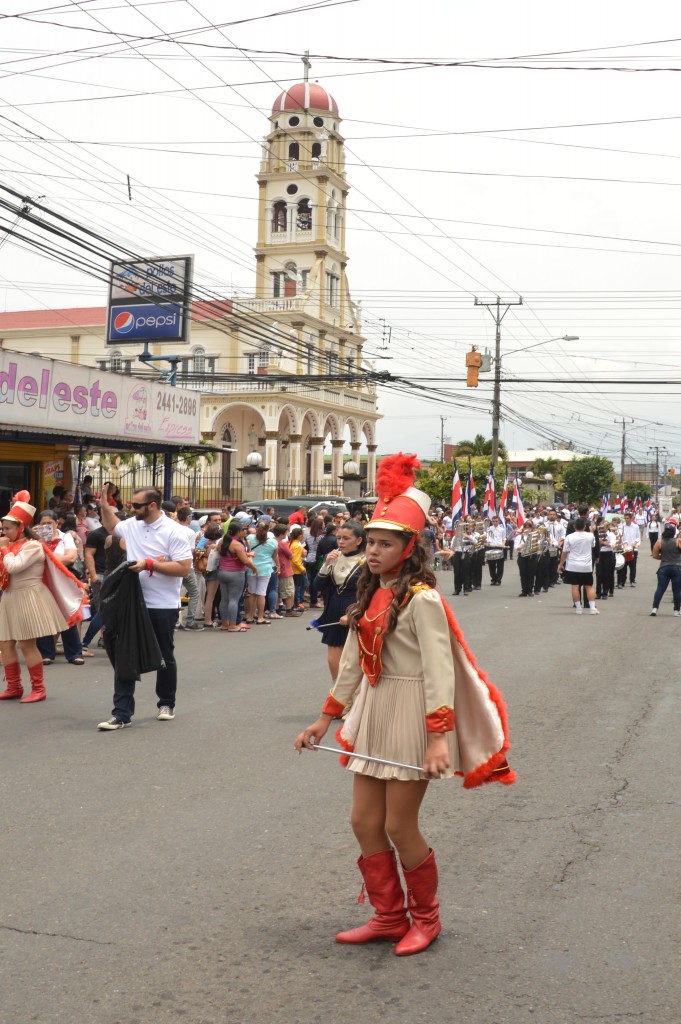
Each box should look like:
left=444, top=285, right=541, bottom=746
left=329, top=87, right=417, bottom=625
left=650, top=609, right=657, bottom=616
left=157, top=706, right=175, bottom=721
left=97, top=718, right=131, bottom=731
left=674, top=611, right=680, bottom=617
left=589, top=608, right=600, bottom=615
left=574, top=607, right=583, bottom=614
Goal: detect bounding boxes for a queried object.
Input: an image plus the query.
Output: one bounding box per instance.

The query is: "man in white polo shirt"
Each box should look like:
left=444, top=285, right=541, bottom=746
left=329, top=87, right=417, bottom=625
left=97, top=485, right=192, bottom=730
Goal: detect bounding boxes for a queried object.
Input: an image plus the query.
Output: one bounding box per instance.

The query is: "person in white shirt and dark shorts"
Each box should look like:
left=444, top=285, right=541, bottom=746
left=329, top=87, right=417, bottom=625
left=97, top=485, right=192, bottom=730
left=558, top=517, right=599, bottom=614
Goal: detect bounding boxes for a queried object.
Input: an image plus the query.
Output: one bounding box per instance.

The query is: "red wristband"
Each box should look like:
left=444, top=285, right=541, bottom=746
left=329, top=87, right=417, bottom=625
left=144, top=558, right=154, bottom=575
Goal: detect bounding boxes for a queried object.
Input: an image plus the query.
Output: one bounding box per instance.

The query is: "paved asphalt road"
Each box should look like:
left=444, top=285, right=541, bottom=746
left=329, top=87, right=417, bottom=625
left=2, top=555, right=680, bottom=1024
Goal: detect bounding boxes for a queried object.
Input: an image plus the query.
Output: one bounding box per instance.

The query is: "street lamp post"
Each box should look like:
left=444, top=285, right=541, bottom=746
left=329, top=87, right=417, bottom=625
left=497, top=333, right=579, bottom=464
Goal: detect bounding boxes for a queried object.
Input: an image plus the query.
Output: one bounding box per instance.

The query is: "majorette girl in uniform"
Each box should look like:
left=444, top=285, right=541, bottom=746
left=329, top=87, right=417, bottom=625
left=0, top=493, right=87, bottom=703
left=295, top=455, right=515, bottom=957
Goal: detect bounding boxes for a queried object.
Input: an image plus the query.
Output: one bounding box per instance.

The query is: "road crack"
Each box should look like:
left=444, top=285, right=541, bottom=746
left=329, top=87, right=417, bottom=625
left=0, top=923, right=113, bottom=945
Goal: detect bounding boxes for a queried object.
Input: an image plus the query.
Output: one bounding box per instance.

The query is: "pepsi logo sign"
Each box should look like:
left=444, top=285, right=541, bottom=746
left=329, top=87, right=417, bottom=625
left=114, top=311, right=135, bottom=334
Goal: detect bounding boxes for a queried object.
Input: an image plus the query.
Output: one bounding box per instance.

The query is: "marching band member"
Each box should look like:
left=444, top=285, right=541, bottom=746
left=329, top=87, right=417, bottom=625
left=544, top=509, right=566, bottom=588
left=595, top=517, right=617, bottom=602
left=516, top=521, right=539, bottom=597
left=485, top=515, right=506, bottom=586
left=295, top=453, right=515, bottom=957
left=616, top=511, right=641, bottom=589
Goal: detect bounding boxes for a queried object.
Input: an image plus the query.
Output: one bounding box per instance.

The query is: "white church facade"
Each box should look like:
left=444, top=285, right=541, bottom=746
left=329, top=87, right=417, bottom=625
left=0, top=80, right=380, bottom=498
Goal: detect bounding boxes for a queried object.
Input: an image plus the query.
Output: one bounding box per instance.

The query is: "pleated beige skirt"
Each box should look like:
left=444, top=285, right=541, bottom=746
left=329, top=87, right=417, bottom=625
left=0, top=585, right=68, bottom=642
left=347, top=675, right=459, bottom=782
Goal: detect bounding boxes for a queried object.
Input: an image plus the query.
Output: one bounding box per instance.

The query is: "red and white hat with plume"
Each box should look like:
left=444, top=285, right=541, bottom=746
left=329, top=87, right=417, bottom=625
left=368, top=453, right=431, bottom=534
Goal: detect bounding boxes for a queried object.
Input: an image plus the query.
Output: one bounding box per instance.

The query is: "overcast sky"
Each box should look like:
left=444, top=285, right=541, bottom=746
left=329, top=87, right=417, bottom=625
left=2, top=0, right=681, bottom=471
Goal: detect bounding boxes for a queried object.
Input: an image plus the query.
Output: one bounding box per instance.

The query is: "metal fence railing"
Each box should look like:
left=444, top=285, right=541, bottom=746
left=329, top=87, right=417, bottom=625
left=110, top=471, right=349, bottom=508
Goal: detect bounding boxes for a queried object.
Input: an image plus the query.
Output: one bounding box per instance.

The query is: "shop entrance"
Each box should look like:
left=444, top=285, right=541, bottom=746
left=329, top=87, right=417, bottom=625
left=0, top=462, right=32, bottom=519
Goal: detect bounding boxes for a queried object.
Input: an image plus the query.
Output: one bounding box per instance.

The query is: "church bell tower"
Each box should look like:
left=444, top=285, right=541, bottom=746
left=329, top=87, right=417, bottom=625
left=254, top=74, right=355, bottom=330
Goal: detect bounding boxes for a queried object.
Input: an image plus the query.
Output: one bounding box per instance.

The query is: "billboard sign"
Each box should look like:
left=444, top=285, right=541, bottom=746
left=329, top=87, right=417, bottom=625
left=109, top=303, right=183, bottom=342
left=0, top=350, right=201, bottom=446
left=107, top=255, right=192, bottom=346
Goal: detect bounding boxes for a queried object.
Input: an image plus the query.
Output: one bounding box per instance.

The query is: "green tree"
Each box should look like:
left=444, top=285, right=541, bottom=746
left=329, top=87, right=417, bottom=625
left=455, top=434, right=508, bottom=462
left=562, top=456, right=614, bottom=506
left=621, top=482, right=653, bottom=502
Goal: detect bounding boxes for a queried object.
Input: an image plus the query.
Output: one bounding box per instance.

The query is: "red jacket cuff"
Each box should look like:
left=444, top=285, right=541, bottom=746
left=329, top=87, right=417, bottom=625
left=322, top=694, right=346, bottom=718
left=426, top=706, right=455, bottom=733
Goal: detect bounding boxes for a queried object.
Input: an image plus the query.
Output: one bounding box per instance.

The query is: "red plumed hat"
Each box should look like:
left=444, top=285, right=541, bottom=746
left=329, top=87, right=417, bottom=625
left=3, top=495, right=36, bottom=528
left=369, top=453, right=431, bottom=534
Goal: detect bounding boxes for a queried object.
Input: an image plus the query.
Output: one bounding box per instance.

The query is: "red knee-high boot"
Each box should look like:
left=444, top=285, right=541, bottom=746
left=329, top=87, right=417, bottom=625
left=20, top=664, right=46, bottom=703
left=0, top=662, right=23, bottom=700
left=335, top=849, right=410, bottom=944
left=394, top=849, right=441, bottom=956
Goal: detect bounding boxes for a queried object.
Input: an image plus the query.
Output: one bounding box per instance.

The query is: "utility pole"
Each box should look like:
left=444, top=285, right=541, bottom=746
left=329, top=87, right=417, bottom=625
left=648, top=446, right=668, bottom=494
left=618, top=417, right=633, bottom=484
left=474, top=295, right=523, bottom=466
left=439, top=416, right=447, bottom=463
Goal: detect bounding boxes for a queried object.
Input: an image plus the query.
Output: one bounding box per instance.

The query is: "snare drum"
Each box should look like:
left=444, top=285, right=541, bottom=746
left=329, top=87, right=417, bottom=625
left=485, top=548, right=504, bottom=562
left=615, top=552, right=625, bottom=570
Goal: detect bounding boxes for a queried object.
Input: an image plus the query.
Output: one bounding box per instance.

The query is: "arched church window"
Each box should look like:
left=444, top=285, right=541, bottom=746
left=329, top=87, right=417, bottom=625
left=272, top=201, right=287, bottom=232
left=297, top=198, right=312, bottom=231
left=334, top=207, right=342, bottom=236
left=193, top=346, right=206, bottom=375
left=311, top=142, right=322, bottom=159
left=326, top=201, right=334, bottom=233
left=288, top=141, right=300, bottom=160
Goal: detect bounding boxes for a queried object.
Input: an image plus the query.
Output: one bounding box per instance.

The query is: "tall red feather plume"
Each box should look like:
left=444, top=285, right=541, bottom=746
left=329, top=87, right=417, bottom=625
left=376, top=453, right=421, bottom=503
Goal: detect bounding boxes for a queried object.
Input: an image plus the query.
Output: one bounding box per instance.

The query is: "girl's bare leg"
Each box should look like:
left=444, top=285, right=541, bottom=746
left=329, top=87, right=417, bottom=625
left=385, top=779, right=430, bottom=869
left=327, top=645, right=342, bottom=682
left=350, top=774, right=389, bottom=857
left=256, top=594, right=266, bottom=621
left=17, top=639, right=42, bottom=669
left=0, top=639, right=18, bottom=665
left=204, top=580, right=218, bottom=624
left=571, top=584, right=581, bottom=606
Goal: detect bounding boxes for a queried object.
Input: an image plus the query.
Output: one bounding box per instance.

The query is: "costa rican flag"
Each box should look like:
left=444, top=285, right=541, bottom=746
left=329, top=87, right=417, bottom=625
left=451, top=461, right=463, bottom=523
left=463, top=459, right=476, bottom=518
left=483, top=467, right=496, bottom=518
left=600, top=492, right=610, bottom=514
left=512, top=474, right=526, bottom=528
left=498, top=468, right=509, bottom=524
left=621, top=495, right=629, bottom=514
left=613, top=493, right=621, bottom=512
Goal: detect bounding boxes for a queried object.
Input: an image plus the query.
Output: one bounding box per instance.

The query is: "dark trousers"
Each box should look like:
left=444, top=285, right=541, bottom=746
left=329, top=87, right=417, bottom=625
left=653, top=564, right=681, bottom=611
left=37, top=624, right=83, bottom=662
left=306, top=562, right=322, bottom=604
left=471, top=549, right=484, bottom=589
left=487, top=551, right=504, bottom=583
left=533, top=552, right=551, bottom=592
left=112, top=608, right=178, bottom=723
left=82, top=611, right=102, bottom=648
left=518, top=554, right=538, bottom=595
left=617, top=551, right=638, bottom=586
left=596, top=551, right=616, bottom=597
left=452, top=551, right=472, bottom=594
left=293, top=572, right=307, bottom=606
left=548, top=553, right=560, bottom=585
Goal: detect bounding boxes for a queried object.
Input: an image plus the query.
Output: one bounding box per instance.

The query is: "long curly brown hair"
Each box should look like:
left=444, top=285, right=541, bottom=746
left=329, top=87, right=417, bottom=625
left=345, top=533, right=436, bottom=638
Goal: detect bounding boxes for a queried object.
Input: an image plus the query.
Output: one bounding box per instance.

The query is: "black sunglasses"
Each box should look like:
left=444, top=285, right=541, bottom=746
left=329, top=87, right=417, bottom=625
left=131, top=501, right=150, bottom=510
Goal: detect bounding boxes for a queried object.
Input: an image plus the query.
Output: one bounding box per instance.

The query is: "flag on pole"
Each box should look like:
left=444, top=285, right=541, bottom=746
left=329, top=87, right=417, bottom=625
left=463, top=459, right=476, bottom=518
left=621, top=495, right=629, bottom=514
left=614, top=493, right=621, bottom=512
left=499, top=468, right=509, bottom=524
left=483, top=466, right=496, bottom=518
left=512, top=473, right=526, bottom=528
left=600, top=492, right=610, bottom=514
left=451, top=460, right=463, bottom=523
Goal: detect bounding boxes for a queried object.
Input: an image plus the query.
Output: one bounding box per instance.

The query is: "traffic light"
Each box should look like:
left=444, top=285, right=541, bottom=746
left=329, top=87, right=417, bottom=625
left=466, top=345, right=482, bottom=387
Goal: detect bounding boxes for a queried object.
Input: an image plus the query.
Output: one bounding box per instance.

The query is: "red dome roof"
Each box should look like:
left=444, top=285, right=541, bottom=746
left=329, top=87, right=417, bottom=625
left=272, top=82, right=339, bottom=116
